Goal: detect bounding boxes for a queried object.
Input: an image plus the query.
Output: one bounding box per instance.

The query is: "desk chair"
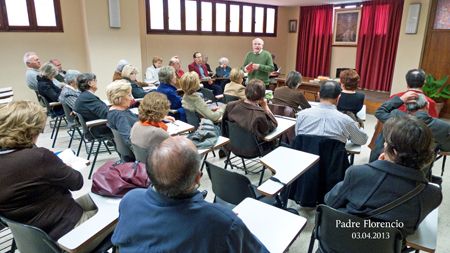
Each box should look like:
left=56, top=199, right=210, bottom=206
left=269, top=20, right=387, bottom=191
left=308, top=205, right=403, bottom=253
left=223, top=94, right=240, bottom=104
left=73, top=112, right=113, bottom=179
left=0, top=216, right=115, bottom=253
left=223, top=120, right=268, bottom=185
left=61, top=103, right=83, bottom=153
left=0, top=220, right=16, bottom=253
left=185, top=109, right=201, bottom=129
left=268, top=103, right=296, bottom=145
left=37, top=94, right=65, bottom=148
left=110, top=128, right=135, bottom=162
left=205, top=162, right=277, bottom=208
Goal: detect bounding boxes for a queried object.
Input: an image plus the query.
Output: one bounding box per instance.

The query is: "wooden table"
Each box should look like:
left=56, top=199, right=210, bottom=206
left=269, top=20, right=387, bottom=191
left=263, top=116, right=296, bottom=142
left=167, top=120, right=195, bottom=136
left=58, top=193, right=121, bottom=253
left=233, top=198, right=307, bottom=253
left=406, top=208, right=438, bottom=253
left=257, top=147, right=319, bottom=201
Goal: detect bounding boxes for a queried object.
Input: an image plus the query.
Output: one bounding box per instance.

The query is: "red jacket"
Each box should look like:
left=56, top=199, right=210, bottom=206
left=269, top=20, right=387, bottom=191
left=188, top=62, right=209, bottom=79
left=390, top=90, right=438, bottom=118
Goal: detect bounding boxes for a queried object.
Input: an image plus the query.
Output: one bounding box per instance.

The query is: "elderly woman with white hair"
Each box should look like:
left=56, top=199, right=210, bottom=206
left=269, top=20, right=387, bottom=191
left=37, top=62, right=62, bottom=103
left=215, top=57, right=232, bottom=91
left=106, top=80, right=138, bottom=152
left=122, top=64, right=149, bottom=99
left=58, top=70, right=81, bottom=109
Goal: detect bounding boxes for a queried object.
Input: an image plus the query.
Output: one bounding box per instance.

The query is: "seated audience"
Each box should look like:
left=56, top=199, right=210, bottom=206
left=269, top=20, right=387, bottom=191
left=106, top=80, right=138, bottom=148
left=113, top=59, right=128, bottom=81
left=188, top=52, right=221, bottom=95
left=50, top=58, right=66, bottom=83
left=223, top=79, right=277, bottom=140
left=181, top=71, right=224, bottom=123
left=168, top=56, right=185, bottom=88
left=156, top=66, right=186, bottom=121
left=122, top=64, right=148, bottom=99
left=215, top=57, right=232, bottom=91
left=295, top=81, right=368, bottom=145
left=0, top=101, right=98, bottom=241
left=203, top=55, right=213, bottom=75
left=37, top=62, right=62, bottom=103
left=111, top=136, right=269, bottom=252
left=145, top=56, right=163, bottom=85
left=224, top=68, right=246, bottom=99
left=74, top=72, right=112, bottom=138
left=325, top=116, right=442, bottom=237
left=370, top=92, right=450, bottom=161
left=59, top=70, right=81, bottom=109
left=130, top=92, right=173, bottom=160
left=272, top=71, right=310, bottom=112
left=23, top=51, right=41, bottom=91
left=390, top=69, right=438, bottom=117
left=336, top=69, right=365, bottom=118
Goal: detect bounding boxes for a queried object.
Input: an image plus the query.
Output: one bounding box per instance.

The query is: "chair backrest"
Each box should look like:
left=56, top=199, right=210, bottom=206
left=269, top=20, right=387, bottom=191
left=61, top=102, right=77, bottom=127
left=72, top=111, right=90, bottom=139
left=185, top=109, right=201, bottom=129
left=313, top=205, right=403, bottom=253
left=110, top=128, right=135, bottom=162
left=200, top=87, right=216, bottom=103
left=205, top=161, right=256, bottom=205
left=225, top=120, right=262, bottom=158
left=35, top=91, right=47, bottom=108
left=132, top=144, right=149, bottom=163
left=223, top=94, right=240, bottom=104
left=0, top=216, right=61, bottom=253
left=268, top=103, right=296, bottom=118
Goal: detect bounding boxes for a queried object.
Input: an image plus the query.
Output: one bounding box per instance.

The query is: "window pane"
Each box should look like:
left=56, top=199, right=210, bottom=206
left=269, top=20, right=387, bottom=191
left=149, top=0, right=164, bottom=29
left=168, top=0, right=181, bottom=30
left=185, top=0, right=197, bottom=31
left=229, top=5, right=239, bottom=32
left=201, top=2, right=212, bottom=31
left=5, top=0, right=29, bottom=26
left=215, top=3, right=226, bottom=32
left=266, top=8, right=275, bottom=33
left=255, top=7, right=264, bottom=33
left=242, top=5, right=252, bottom=33
left=35, top=0, right=57, bottom=26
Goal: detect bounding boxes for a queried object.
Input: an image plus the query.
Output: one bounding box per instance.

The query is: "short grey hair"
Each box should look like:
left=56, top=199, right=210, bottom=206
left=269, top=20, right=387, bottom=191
left=218, top=57, right=229, bottom=65
left=406, top=94, right=428, bottom=112
left=159, top=66, right=175, bottom=84
left=64, top=70, right=81, bottom=85
left=116, top=59, right=129, bottom=72
left=285, top=71, right=302, bottom=89
left=39, top=62, right=58, bottom=79
left=23, top=51, right=37, bottom=65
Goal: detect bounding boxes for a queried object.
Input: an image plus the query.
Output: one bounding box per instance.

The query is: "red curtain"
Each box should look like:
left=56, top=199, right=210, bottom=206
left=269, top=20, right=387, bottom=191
left=296, top=5, right=333, bottom=77
left=356, top=0, right=404, bottom=91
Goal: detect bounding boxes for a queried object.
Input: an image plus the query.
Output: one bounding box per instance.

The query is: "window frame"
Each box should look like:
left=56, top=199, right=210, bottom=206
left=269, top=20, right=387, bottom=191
left=0, top=0, right=63, bottom=32
left=146, top=0, right=277, bottom=36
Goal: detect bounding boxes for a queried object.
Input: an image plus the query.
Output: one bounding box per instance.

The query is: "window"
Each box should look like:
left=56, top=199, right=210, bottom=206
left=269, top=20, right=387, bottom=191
left=0, top=0, right=63, bottom=32
left=146, top=0, right=277, bottom=36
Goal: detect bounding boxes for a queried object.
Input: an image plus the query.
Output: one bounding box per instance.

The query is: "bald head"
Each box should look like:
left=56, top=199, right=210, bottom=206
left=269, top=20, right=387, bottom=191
left=149, top=136, right=201, bottom=198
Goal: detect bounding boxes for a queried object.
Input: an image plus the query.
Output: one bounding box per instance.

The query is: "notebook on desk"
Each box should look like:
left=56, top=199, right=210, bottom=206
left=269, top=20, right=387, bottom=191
left=57, top=149, right=90, bottom=170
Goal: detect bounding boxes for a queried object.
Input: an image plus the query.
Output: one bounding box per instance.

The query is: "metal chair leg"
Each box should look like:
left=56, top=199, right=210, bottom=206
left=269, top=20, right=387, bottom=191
left=258, top=166, right=265, bottom=186
left=88, top=140, right=102, bottom=179
left=51, top=116, right=62, bottom=148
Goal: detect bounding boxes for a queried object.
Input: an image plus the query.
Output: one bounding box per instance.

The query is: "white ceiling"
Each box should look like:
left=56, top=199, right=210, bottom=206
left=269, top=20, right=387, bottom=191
left=227, top=0, right=365, bottom=7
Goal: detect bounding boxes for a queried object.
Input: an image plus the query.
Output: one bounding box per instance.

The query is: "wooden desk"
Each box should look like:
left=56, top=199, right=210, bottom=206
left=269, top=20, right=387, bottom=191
left=167, top=120, right=195, bottom=136
left=58, top=193, right=120, bottom=253
left=233, top=198, right=307, bottom=253
left=406, top=208, right=438, bottom=253
left=263, top=116, right=296, bottom=142
left=257, top=146, right=319, bottom=197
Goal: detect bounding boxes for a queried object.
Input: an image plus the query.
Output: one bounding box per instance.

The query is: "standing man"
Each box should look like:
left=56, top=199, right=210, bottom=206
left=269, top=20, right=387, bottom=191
left=242, top=38, right=274, bottom=86
left=24, top=52, right=41, bottom=91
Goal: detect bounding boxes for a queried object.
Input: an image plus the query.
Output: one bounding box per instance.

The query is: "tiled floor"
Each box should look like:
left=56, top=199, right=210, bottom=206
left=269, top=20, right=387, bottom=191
left=2, top=114, right=448, bottom=252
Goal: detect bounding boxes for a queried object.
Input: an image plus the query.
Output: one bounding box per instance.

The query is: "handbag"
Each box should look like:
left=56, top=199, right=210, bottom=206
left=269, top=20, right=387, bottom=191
left=92, top=160, right=150, bottom=197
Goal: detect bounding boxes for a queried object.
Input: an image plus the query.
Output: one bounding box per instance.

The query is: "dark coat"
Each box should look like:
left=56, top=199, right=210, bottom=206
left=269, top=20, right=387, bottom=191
left=272, top=86, right=311, bottom=112
left=288, top=135, right=350, bottom=207
left=37, top=76, right=62, bottom=103
left=74, top=91, right=111, bottom=138
left=325, top=160, right=442, bottom=236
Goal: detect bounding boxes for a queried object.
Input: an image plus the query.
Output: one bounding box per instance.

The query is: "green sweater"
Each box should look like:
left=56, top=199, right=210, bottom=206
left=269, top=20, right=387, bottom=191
left=242, top=50, right=274, bottom=85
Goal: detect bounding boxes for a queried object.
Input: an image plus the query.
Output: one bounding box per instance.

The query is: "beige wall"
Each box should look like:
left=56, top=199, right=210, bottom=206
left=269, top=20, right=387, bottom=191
left=390, top=0, right=431, bottom=95
left=0, top=0, right=88, bottom=101
left=330, top=46, right=357, bottom=78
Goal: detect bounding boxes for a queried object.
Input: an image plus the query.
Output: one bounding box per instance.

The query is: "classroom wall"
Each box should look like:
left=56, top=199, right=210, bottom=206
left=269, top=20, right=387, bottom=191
left=390, top=0, right=431, bottom=95
left=0, top=0, right=88, bottom=102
